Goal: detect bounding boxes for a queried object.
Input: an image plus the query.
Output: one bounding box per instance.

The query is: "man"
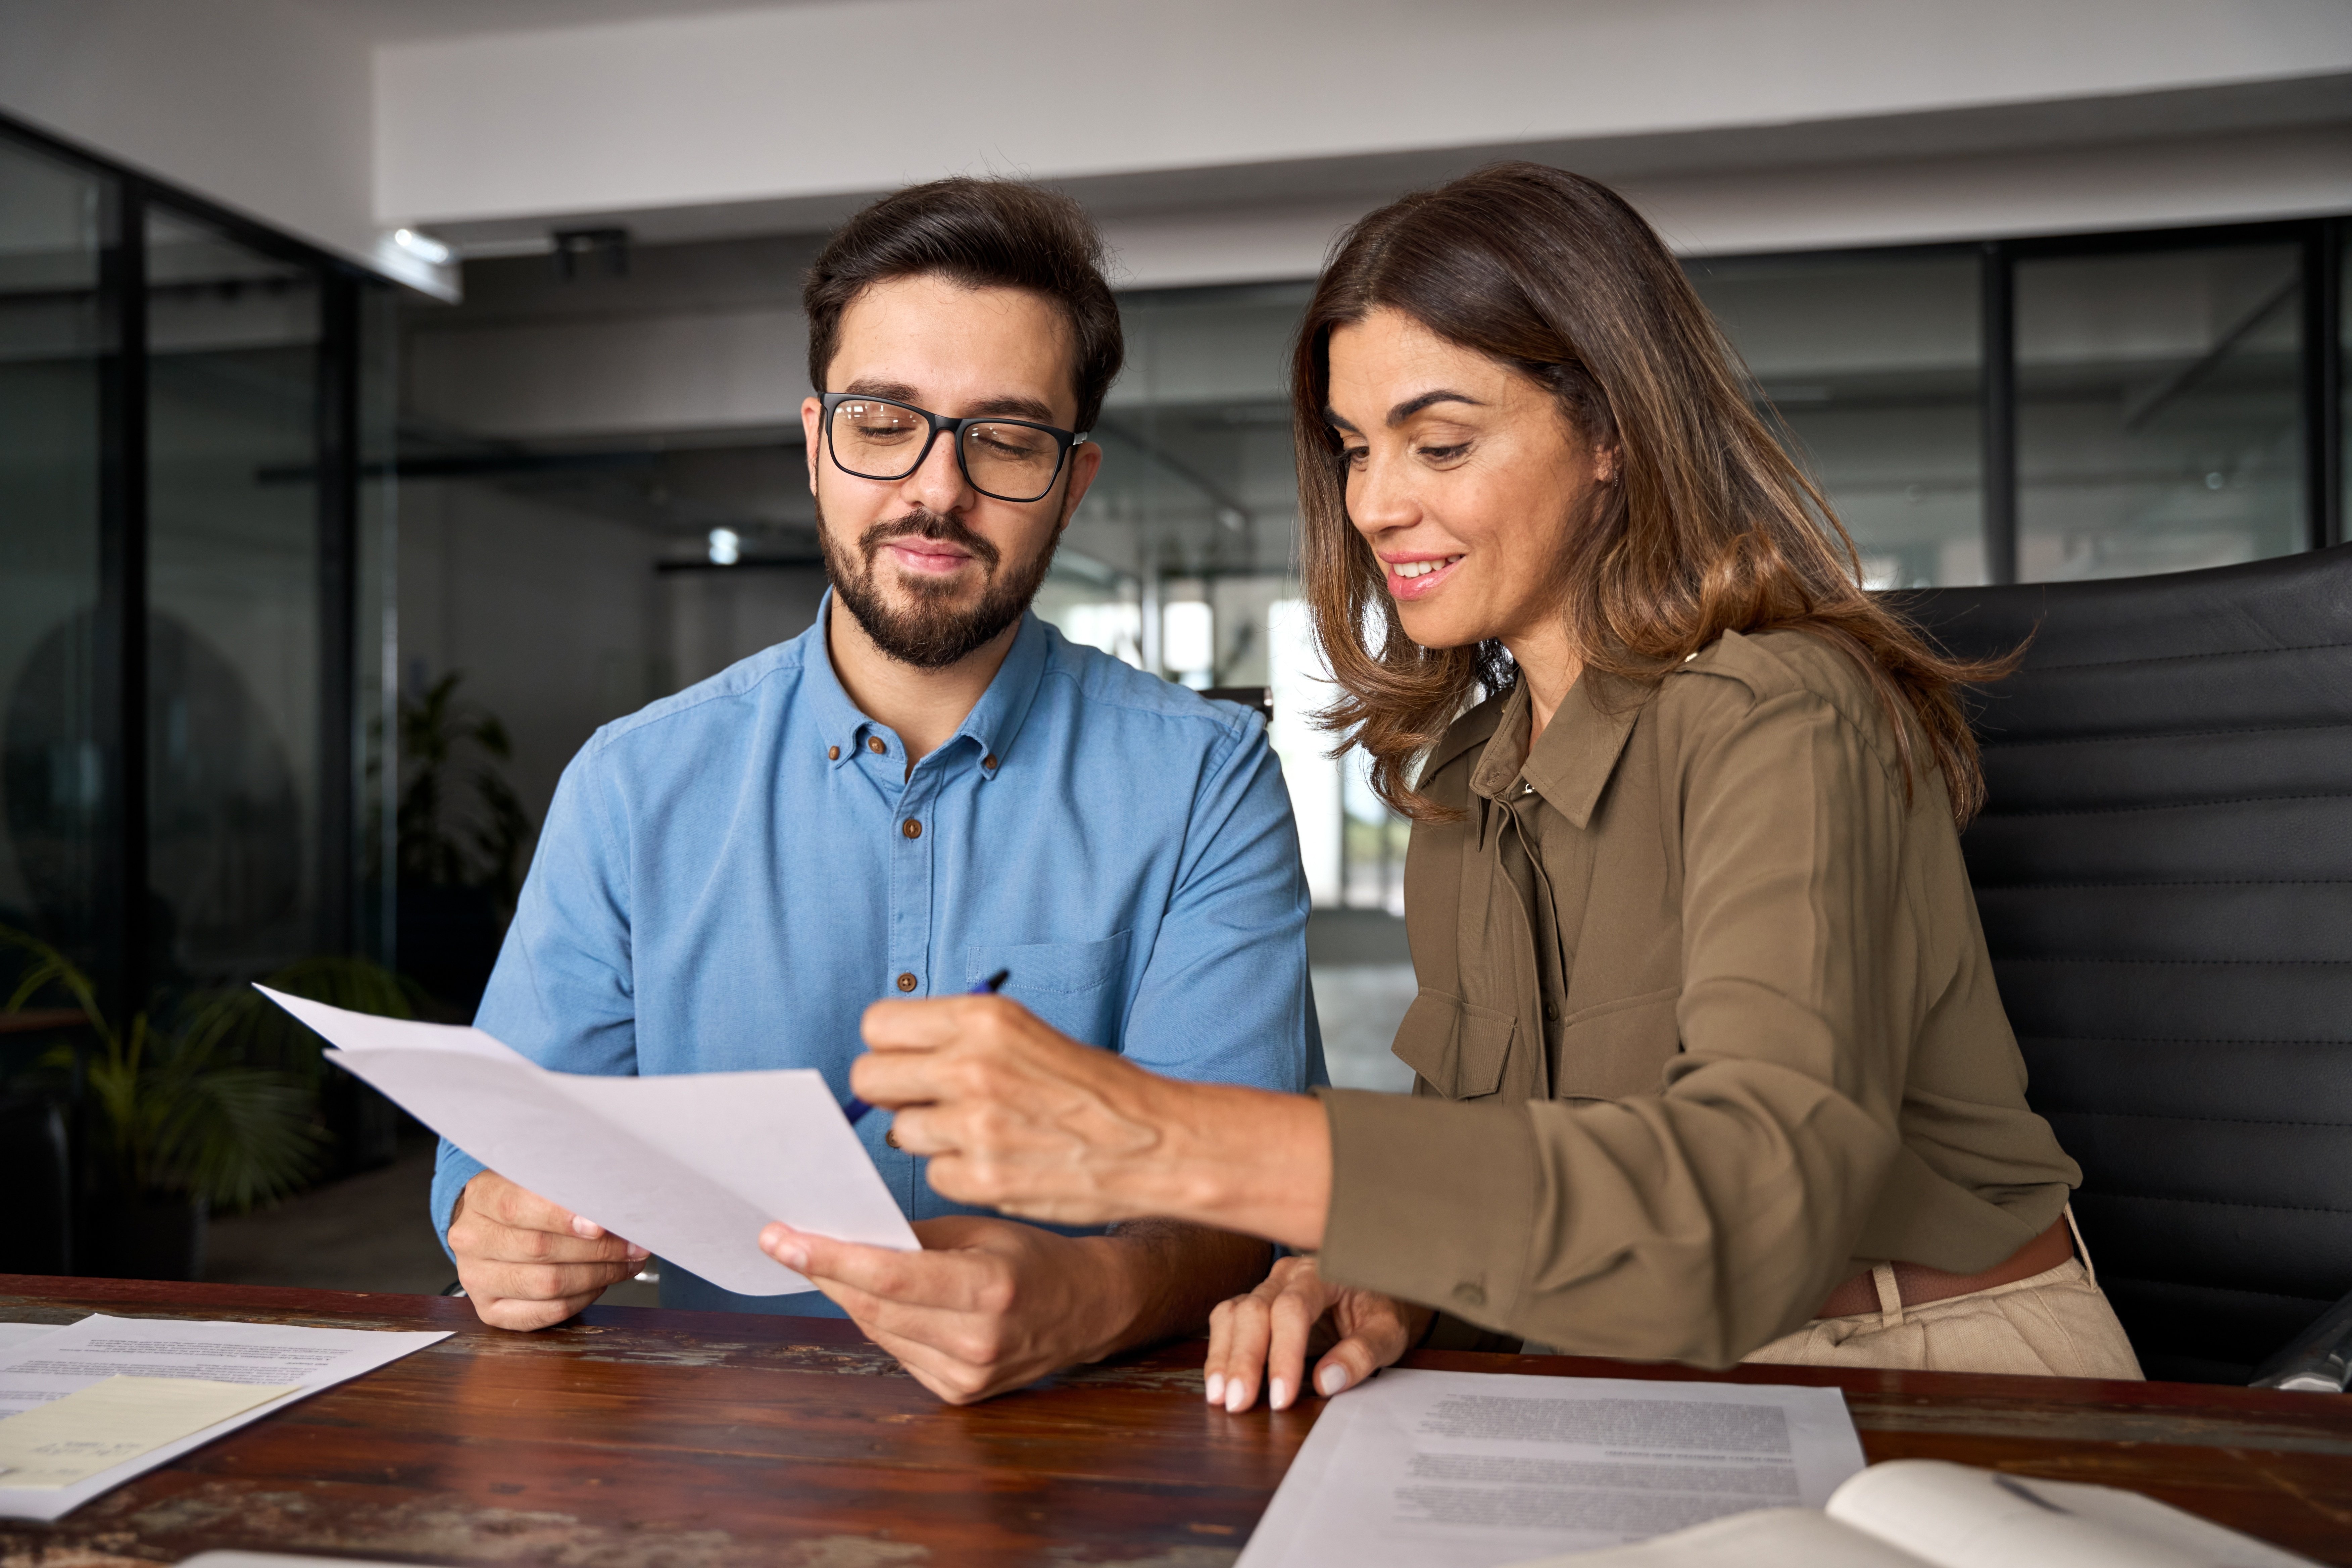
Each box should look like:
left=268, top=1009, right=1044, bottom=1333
left=432, top=178, right=1320, bottom=1403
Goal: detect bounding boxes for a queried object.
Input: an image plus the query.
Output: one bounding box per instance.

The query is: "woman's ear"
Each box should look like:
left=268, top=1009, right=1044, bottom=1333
left=1593, top=445, right=1619, bottom=484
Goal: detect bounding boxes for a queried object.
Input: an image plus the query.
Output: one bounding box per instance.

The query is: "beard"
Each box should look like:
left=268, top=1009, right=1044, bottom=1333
left=818, top=498, right=1061, bottom=670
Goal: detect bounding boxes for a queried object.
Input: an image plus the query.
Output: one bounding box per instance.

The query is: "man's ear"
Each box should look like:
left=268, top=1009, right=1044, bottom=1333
left=1057, top=439, right=1104, bottom=532
left=801, top=396, right=825, bottom=495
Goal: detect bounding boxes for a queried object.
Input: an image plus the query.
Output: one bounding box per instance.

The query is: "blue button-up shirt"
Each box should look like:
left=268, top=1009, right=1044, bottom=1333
left=432, top=601, right=1321, bottom=1313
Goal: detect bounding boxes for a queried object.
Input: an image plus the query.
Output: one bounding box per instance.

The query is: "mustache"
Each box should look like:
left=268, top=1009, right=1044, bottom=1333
left=856, top=509, right=1001, bottom=570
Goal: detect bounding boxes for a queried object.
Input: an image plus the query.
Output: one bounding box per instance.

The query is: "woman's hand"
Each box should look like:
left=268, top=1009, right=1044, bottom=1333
left=852, top=994, right=1333, bottom=1249
left=1204, top=1254, right=1430, bottom=1412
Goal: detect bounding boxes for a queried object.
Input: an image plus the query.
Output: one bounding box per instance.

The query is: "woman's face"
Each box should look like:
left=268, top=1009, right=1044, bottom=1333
left=1325, top=307, right=1610, bottom=655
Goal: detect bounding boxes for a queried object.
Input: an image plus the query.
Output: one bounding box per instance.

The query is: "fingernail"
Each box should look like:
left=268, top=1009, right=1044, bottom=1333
left=1225, top=1380, right=1248, bottom=1413
left=774, top=1242, right=808, bottom=1271
left=1318, top=1364, right=1350, bottom=1396
left=570, top=1216, right=603, bottom=1239
left=627, top=1244, right=649, bottom=1262
left=1204, top=1373, right=1224, bottom=1405
left=1269, top=1379, right=1290, bottom=1411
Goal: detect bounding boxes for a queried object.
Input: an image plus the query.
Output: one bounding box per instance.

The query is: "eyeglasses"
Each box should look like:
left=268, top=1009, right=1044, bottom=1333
left=818, top=392, right=1087, bottom=504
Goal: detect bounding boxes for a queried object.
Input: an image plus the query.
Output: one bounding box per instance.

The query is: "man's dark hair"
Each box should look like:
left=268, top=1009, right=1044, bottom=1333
left=803, top=178, right=1124, bottom=433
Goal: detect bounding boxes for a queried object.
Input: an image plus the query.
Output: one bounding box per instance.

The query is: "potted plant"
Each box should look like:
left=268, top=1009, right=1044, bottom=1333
left=386, top=673, right=532, bottom=1015
left=1, top=926, right=409, bottom=1280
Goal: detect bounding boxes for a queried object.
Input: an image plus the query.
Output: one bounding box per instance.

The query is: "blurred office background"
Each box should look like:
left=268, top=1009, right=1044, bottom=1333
left=0, top=0, right=2346, bottom=1288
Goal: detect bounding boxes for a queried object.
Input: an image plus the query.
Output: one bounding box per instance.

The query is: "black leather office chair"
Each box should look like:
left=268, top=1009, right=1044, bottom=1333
left=1901, top=543, right=2352, bottom=1385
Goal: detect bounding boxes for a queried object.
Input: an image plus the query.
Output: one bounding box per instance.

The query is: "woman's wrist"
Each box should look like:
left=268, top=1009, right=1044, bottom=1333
left=1148, top=1080, right=1332, bottom=1251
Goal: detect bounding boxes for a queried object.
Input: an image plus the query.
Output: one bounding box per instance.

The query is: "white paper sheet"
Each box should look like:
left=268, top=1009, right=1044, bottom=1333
left=0, top=1324, right=60, bottom=1356
left=0, top=1313, right=449, bottom=1520
left=1237, top=1369, right=1868, bottom=1568
left=260, top=987, right=919, bottom=1296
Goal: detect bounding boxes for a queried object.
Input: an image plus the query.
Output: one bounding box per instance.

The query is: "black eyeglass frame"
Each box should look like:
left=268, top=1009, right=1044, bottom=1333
left=818, top=392, right=1089, bottom=503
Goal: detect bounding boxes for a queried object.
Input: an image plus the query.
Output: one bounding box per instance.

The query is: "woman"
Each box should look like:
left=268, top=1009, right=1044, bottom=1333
left=833, top=163, right=2141, bottom=1410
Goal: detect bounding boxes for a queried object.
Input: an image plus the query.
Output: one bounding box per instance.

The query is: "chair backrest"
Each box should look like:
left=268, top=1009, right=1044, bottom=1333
left=1902, top=544, right=2352, bottom=1383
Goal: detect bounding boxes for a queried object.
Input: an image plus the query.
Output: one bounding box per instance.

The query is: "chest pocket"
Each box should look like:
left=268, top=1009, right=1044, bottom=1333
left=964, top=930, right=1132, bottom=1050
left=1390, top=990, right=1517, bottom=1101
left=1553, top=987, right=1682, bottom=1101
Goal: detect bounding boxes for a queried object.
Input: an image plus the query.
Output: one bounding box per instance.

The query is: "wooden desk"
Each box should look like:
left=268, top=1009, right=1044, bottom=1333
left=4, top=1275, right=2349, bottom=1565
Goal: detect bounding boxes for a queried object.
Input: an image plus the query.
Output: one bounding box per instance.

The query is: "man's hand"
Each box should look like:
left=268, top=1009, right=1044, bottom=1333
left=760, top=1214, right=1265, bottom=1405
left=1203, top=1254, right=1428, bottom=1413
left=759, top=1215, right=1136, bottom=1403
left=448, top=1170, right=647, bottom=1331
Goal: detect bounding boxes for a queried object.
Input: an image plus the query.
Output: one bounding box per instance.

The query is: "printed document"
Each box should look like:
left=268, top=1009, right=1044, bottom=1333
left=262, top=987, right=920, bottom=1295
left=0, top=1313, right=449, bottom=1520
left=1237, top=1369, right=1866, bottom=1568
left=1507, top=1458, right=2315, bottom=1567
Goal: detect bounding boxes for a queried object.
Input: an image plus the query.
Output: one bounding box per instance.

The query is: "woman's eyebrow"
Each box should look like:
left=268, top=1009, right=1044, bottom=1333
left=1387, top=389, right=1483, bottom=424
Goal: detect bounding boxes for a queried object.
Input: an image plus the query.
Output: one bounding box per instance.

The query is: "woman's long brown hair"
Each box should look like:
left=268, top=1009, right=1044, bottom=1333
left=1294, top=162, right=2014, bottom=825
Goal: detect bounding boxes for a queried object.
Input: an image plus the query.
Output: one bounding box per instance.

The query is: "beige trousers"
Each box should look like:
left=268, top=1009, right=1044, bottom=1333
left=1743, top=1215, right=2144, bottom=1380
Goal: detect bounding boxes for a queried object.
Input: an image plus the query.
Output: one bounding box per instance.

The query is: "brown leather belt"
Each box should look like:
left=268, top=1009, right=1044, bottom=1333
left=1815, top=1216, right=2075, bottom=1321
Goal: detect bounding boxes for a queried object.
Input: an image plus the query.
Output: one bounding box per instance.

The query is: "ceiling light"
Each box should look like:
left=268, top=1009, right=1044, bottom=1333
left=392, top=228, right=454, bottom=267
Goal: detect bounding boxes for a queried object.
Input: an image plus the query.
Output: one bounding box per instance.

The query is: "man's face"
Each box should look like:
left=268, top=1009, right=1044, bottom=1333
left=803, top=275, right=1101, bottom=669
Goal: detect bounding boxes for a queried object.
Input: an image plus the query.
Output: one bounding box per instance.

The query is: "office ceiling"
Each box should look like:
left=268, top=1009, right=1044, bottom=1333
left=297, top=0, right=861, bottom=43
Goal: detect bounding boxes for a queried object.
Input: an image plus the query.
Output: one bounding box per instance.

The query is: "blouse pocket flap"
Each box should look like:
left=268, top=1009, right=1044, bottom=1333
left=1390, top=990, right=1517, bottom=1100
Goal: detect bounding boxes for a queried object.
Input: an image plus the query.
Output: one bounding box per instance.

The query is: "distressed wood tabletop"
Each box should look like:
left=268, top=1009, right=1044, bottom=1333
left=2, top=1274, right=2348, bottom=1566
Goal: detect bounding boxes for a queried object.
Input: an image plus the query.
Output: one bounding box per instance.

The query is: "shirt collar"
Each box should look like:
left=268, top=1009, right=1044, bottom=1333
left=1469, top=670, right=1647, bottom=829
left=949, top=609, right=1050, bottom=774
left=809, top=592, right=1050, bottom=776
left=806, top=591, right=872, bottom=768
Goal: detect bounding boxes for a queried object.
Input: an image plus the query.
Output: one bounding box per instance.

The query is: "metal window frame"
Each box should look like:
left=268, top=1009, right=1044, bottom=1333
left=1696, top=216, right=2345, bottom=582
left=2, top=108, right=395, bottom=1014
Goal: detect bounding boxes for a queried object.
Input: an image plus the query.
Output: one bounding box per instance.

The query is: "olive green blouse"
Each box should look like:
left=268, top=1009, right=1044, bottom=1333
left=1317, top=629, right=2080, bottom=1367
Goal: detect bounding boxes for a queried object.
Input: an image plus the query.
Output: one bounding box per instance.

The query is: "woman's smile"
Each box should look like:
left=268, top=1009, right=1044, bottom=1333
left=1383, top=552, right=1464, bottom=598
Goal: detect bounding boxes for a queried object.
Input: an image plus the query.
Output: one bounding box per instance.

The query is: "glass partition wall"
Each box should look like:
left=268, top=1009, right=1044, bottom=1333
left=0, top=139, right=106, bottom=967
left=0, top=115, right=394, bottom=1022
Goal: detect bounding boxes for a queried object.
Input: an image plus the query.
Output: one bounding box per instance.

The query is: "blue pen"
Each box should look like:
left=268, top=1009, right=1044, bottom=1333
left=842, top=967, right=1010, bottom=1127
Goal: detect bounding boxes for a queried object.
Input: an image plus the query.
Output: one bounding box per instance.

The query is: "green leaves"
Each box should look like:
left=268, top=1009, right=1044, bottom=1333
left=0, top=927, right=415, bottom=1210
left=392, top=671, right=532, bottom=904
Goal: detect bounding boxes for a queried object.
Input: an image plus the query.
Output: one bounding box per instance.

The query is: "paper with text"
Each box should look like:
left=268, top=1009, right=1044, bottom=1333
left=0, top=1375, right=296, bottom=1487
left=1506, top=1458, right=2317, bottom=1567
left=260, top=987, right=919, bottom=1295
left=0, top=1313, right=449, bottom=1520
left=1236, top=1369, right=1867, bottom=1568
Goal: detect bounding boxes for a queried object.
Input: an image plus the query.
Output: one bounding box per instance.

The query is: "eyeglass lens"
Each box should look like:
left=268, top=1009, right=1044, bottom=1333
left=829, top=399, right=1064, bottom=502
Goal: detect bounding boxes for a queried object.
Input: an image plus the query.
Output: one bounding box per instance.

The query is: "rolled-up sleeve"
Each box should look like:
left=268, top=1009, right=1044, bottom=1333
left=1321, top=681, right=1921, bottom=1366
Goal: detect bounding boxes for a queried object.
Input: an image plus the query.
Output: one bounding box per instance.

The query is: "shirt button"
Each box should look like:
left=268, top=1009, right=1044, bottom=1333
left=827, top=745, right=840, bottom=761
left=1454, top=1281, right=1486, bottom=1308
left=868, top=736, right=887, bottom=755
left=1543, top=1001, right=1559, bottom=1021
left=982, top=753, right=998, bottom=770
left=901, top=819, right=922, bottom=840
left=884, top=1128, right=901, bottom=1150
left=896, top=972, right=918, bottom=992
